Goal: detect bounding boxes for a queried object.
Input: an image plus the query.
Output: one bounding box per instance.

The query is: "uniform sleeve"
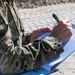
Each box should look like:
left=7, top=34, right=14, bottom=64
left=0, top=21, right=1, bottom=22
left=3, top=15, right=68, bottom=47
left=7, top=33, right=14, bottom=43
left=22, top=35, right=64, bottom=61
left=4, top=33, right=64, bottom=62
left=0, top=31, right=64, bottom=74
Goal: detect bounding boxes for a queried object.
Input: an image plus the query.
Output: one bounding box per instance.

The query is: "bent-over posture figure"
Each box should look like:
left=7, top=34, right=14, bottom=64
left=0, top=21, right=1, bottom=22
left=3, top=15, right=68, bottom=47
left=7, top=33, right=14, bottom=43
left=0, top=0, right=72, bottom=74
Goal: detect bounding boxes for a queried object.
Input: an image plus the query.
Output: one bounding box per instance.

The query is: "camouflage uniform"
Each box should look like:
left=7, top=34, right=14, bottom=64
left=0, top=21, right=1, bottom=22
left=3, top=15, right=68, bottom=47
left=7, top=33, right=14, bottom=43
left=0, top=0, right=64, bottom=75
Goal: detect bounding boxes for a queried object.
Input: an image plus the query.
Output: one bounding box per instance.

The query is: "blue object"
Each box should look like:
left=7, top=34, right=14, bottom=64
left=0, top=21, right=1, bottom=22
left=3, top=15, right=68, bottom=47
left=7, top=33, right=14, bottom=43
left=17, top=24, right=75, bottom=75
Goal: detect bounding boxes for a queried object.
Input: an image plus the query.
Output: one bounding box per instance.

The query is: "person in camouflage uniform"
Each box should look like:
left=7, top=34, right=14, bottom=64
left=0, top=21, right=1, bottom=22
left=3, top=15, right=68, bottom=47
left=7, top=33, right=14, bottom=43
left=0, top=0, right=72, bottom=75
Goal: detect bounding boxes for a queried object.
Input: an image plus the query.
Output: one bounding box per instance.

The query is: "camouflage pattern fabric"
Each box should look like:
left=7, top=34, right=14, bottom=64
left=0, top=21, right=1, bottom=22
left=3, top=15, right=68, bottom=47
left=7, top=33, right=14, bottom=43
left=0, top=0, right=64, bottom=75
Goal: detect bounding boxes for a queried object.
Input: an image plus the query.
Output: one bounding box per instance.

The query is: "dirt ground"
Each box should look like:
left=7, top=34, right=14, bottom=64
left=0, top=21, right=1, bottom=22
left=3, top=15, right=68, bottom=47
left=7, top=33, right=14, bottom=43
left=18, top=3, right=75, bottom=75
left=15, top=0, right=75, bottom=8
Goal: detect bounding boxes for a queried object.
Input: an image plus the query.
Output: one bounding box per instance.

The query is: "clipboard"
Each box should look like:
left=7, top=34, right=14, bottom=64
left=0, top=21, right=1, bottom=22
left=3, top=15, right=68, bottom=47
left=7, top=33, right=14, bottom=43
left=18, top=24, right=75, bottom=75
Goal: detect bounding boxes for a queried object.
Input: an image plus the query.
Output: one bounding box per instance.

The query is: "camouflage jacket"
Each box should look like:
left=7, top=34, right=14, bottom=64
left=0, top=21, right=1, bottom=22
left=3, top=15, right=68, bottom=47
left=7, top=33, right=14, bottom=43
left=0, top=0, right=64, bottom=75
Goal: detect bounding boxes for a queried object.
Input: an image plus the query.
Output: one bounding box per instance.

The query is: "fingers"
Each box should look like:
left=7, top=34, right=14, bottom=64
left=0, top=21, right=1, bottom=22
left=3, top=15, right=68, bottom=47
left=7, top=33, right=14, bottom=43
left=59, top=19, right=71, bottom=27
left=57, top=28, right=72, bottom=39
left=54, top=30, right=72, bottom=43
left=39, top=27, right=52, bottom=33
left=62, top=19, right=70, bottom=23
left=30, top=27, right=52, bottom=42
left=52, top=19, right=72, bottom=43
left=60, top=32, right=72, bottom=43
left=61, top=19, right=72, bottom=30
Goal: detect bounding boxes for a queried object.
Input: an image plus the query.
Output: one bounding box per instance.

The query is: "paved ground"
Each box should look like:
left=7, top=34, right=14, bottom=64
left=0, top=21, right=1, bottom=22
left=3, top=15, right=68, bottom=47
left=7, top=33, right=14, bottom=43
left=18, top=3, right=75, bottom=75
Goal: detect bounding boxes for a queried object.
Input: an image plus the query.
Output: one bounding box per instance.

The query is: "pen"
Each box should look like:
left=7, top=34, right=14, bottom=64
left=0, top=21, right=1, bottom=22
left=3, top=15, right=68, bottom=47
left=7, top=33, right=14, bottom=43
left=37, top=13, right=60, bottom=40
left=52, top=13, right=60, bottom=23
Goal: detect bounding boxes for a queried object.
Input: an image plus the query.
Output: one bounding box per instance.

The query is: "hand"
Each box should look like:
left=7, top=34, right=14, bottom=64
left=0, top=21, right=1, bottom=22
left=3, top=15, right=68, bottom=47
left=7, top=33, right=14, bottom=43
left=51, top=19, right=72, bottom=43
left=30, top=27, right=52, bottom=42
